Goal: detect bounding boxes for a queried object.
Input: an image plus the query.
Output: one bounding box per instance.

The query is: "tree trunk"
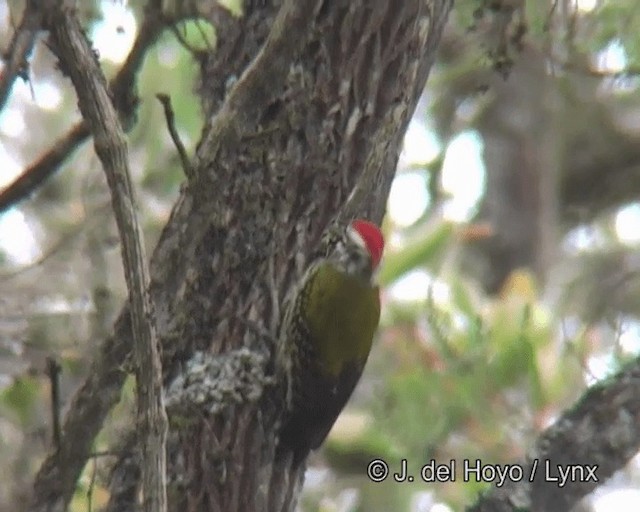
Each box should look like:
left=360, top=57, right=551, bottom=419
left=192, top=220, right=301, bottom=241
left=29, top=1, right=454, bottom=511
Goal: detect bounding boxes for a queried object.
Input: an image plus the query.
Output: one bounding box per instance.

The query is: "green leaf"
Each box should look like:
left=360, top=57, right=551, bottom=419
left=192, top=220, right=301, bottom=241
left=379, top=223, right=454, bottom=286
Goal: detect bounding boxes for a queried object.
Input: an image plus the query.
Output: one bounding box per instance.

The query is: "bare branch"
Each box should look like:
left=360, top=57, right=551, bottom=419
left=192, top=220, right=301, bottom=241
left=468, top=357, right=640, bottom=512
left=45, top=357, right=61, bottom=449
left=0, top=0, right=41, bottom=112
left=35, top=3, right=167, bottom=512
left=156, top=93, right=193, bottom=179
left=0, top=1, right=167, bottom=213
left=109, top=2, right=167, bottom=129
left=86, top=456, right=98, bottom=512
left=0, top=122, right=89, bottom=213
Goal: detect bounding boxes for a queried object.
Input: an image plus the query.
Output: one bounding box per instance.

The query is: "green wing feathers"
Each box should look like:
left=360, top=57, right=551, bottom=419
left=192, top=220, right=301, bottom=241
left=302, top=263, right=380, bottom=376
left=278, top=262, right=381, bottom=460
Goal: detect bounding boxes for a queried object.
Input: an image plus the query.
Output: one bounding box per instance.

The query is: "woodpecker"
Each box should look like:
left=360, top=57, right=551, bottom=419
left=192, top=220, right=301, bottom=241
left=277, top=219, right=384, bottom=462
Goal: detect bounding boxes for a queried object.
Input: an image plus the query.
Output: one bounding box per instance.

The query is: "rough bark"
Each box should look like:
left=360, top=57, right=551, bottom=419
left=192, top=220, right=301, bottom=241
left=28, top=1, right=454, bottom=511
left=44, top=5, right=168, bottom=512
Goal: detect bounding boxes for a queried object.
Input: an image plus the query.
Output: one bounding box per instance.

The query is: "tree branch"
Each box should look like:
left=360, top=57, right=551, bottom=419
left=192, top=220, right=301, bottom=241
left=0, top=0, right=41, bottom=112
left=26, top=1, right=274, bottom=509
left=156, top=93, right=193, bottom=179
left=0, top=0, right=167, bottom=213
left=34, top=3, right=166, bottom=512
left=45, top=357, right=61, bottom=450
left=0, top=122, right=89, bottom=213
left=468, top=356, right=640, bottom=512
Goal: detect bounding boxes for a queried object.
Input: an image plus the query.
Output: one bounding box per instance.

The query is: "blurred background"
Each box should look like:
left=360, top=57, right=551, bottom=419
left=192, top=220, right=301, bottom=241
left=2, top=0, right=640, bottom=510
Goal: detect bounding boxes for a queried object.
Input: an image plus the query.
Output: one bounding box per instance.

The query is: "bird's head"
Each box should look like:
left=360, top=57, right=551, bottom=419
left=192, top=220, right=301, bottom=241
left=332, top=219, right=384, bottom=281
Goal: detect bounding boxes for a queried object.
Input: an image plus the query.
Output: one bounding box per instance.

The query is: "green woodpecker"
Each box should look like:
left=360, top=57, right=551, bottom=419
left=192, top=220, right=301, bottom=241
left=277, top=219, right=384, bottom=462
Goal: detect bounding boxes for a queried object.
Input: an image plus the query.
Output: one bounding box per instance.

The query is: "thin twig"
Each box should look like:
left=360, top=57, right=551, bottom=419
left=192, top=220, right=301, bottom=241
left=45, top=357, right=61, bottom=449
left=87, top=454, right=97, bottom=512
left=0, top=123, right=89, bottom=213
left=45, top=5, right=167, bottom=512
left=156, top=93, right=194, bottom=180
left=90, top=450, right=122, bottom=458
left=0, top=0, right=41, bottom=112
left=168, top=23, right=200, bottom=57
